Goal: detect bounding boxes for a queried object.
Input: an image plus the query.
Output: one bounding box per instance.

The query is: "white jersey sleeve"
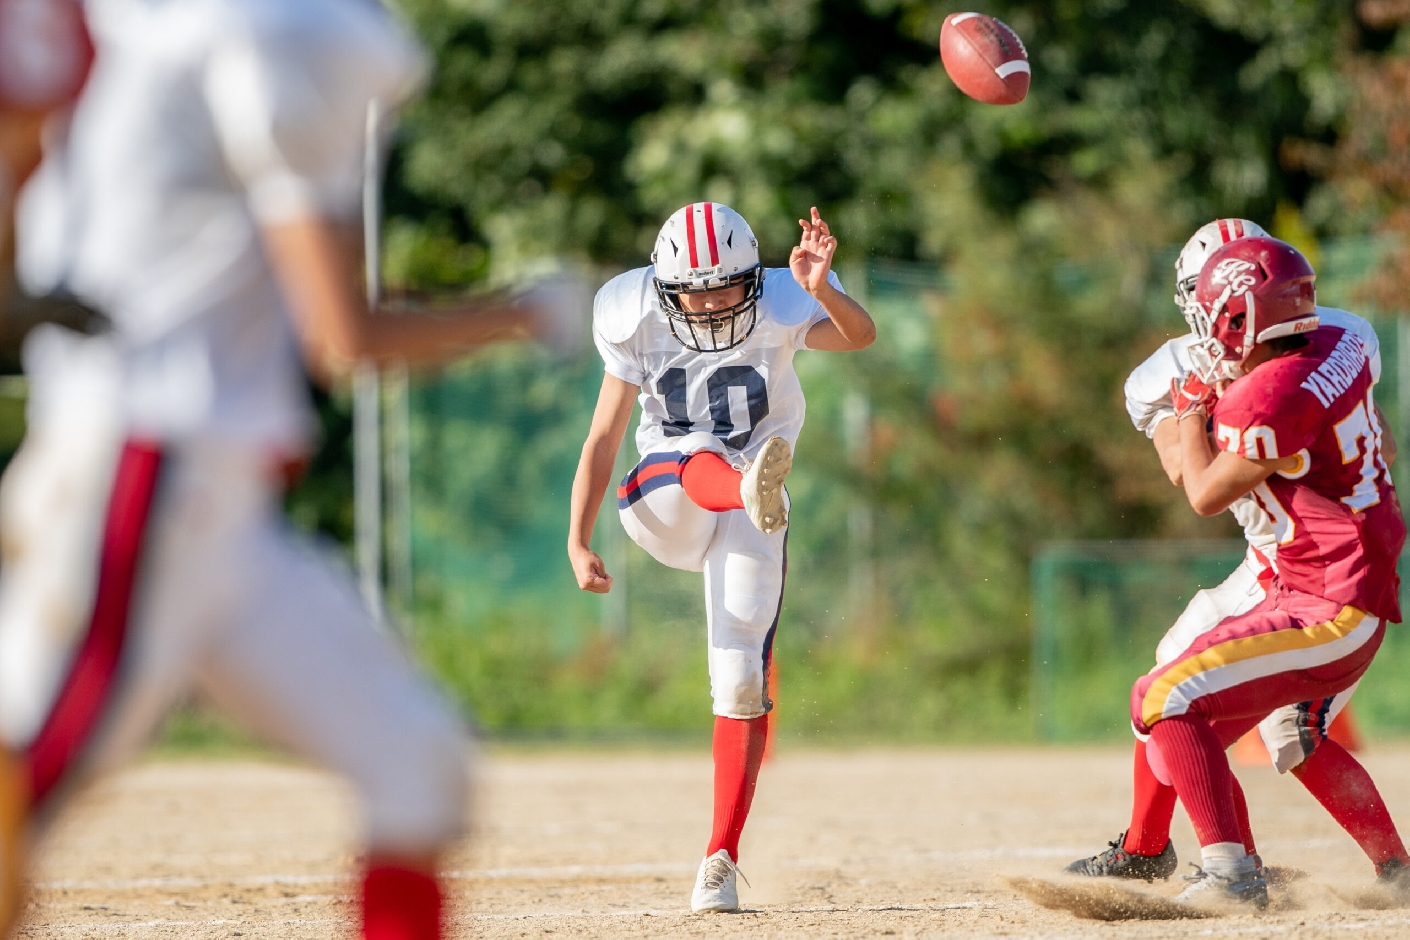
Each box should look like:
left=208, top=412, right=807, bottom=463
left=203, top=0, right=426, bottom=224
left=785, top=270, right=844, bottom=350
left=1124, top=335, right=1195, bottom=438
left=1316, top=307, right=1381, bottom=384
left=592, top=268, right=654, bottom=386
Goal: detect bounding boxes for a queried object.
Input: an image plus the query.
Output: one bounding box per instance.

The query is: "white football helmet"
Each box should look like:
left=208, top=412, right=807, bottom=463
left=652, top=202, right=764, bottom=352
left=1174, top=219, right=1267, bottom=381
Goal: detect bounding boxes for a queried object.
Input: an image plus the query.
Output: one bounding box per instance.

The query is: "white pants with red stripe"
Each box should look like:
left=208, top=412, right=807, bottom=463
left=1144, top=547, right=1356, bottom=773
left=617, top=432, right=784, bottom=720
left=0, top=329, right=468, bottom=856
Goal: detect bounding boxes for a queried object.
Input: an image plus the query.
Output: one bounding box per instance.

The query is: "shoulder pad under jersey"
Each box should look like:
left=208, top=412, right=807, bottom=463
left=593, top=267, right=657, bottom=345
left=760, top=268, right=843, bottom=328
left=1315, top=306, right=1381, bottom=384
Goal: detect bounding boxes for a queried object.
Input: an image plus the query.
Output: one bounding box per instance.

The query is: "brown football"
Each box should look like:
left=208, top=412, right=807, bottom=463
left=940, top=12, right=1030, bottom=106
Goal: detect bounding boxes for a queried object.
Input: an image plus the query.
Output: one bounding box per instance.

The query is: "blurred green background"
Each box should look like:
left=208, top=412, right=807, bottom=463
left=197, top=1, right=1410, bottom=743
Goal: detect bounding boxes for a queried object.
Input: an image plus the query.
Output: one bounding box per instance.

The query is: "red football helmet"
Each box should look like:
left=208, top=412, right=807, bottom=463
left=1187, top=236, right=1319, bottom=382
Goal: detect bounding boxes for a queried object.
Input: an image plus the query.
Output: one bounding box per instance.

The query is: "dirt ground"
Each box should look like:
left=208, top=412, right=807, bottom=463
left=19, top=744, right=1410, bottom=938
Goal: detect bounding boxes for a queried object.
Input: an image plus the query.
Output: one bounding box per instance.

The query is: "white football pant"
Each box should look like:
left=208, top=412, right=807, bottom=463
left=0, top=328, right=468, bottom=856
left=1146, top=548, right=1355, bottom=773
left=617, top=431, right=784, bottom=720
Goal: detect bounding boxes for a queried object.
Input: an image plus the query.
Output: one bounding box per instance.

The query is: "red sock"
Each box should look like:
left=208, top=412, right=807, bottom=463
left=1230, top=774, right=1256, bottom=856
left=1124, top=739, right=1178, bottom=855
left=681, top=453, right=744, bottom=512
left=362, top=865, right=442, bottom=940
left=707, top=714, right=769, bottom=862
left=1150, top=715, right=1242, bottom=847
left=1292, top=740, right=1409, bottom=871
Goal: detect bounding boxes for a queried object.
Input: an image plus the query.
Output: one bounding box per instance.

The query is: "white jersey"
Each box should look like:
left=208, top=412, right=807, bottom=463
left=1124, top=306, right=1381, bottom=559
left=594, top=266, right=836, bottom=462
left=15, top=0, right=425, bottom=451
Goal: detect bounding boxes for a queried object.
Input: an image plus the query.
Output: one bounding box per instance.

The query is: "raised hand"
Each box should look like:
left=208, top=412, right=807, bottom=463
left=789, top=207, right=838, bottom=296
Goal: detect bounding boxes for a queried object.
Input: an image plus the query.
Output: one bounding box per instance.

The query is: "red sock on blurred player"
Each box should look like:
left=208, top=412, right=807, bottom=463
left=708, top=714, right=769, bottom=861
left=1293, top=740, right=1409, bottom=871
left=362, top=865, right=442, bottom=940
left=681, top=453, right=745, bottom=512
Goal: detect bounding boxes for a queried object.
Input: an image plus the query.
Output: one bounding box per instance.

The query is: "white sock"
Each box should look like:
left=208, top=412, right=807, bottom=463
left=1201, top=842, right=1253, bottom=877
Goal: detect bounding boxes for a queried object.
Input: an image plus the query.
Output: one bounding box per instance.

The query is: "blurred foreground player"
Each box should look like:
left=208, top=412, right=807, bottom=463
left=1129, top=236, right=1405, bottom=909
left=1070, top=220, right=1410, bottom=890
left=0, top=1, right=579, bottom=937
left=568, top=204, right=875, bottom=912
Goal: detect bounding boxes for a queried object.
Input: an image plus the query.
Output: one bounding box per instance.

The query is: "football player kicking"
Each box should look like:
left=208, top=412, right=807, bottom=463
left=1123, top=235, right=1406, bottom=909
left=568, top=203, right=875, bottom=912
left=1068, top=221, right=1410, bottom=895
left=0, top=1, right=580, bottom=938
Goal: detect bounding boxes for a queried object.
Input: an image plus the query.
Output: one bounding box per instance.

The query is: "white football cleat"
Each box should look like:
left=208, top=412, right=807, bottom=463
left=740, top=436, right=791, bottom=535
left=691, top=849, right=743, bottom=913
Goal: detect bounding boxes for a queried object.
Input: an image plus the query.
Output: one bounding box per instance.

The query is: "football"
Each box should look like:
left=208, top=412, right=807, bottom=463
left=940, top=12, right=1030, bottom=106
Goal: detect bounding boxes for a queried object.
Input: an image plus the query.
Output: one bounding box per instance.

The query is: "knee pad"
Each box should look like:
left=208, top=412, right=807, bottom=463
left=709, top=647, right=771, bottom=719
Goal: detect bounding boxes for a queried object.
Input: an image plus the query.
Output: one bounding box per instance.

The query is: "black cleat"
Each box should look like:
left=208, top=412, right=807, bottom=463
left=1064, top=831, right=1179, bottom=882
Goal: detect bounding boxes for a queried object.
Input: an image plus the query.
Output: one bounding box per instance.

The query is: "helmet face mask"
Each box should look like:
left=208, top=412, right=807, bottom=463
left=1173, top=219, right=1266, bottom=338
left=656, top=268, right=765, bottom=353
left=652, top=202, right=764, bottom=353
left=1188, top=236, right=1319, bottom=383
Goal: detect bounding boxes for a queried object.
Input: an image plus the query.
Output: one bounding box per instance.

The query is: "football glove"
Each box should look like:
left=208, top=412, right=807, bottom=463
left=1170, top=373, right=1216, bottom=419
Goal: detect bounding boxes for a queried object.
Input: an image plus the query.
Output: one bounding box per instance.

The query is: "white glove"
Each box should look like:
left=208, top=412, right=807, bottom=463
left=517, top=270, right=592, bottom=356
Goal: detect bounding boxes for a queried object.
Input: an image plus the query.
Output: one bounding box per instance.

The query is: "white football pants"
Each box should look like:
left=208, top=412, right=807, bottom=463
left=1146, top=548, right=1356, bottom=773
left=617, top=432, right=785, bottom=720
left=0, top=328, right=468, bottom=856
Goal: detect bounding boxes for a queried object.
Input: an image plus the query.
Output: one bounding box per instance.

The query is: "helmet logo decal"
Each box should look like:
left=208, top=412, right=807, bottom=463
left=1210, top=258, right=1259, bottom=296
left=684, top=204, right=699, bottom=269
left=702, top=202, right=720, bottom=267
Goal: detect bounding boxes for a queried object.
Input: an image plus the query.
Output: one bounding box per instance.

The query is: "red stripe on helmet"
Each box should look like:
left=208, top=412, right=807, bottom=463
left=703, top=202, right=720, bottom=266
left=1233, top=219, right=1245, bottom=238
left=1217, top=219, right=1231, bottom=242
left=684, top=204, right=700, bottom=270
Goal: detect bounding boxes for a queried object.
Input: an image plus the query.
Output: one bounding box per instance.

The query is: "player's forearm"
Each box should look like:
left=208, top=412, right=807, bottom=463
left=1152, top=417, right=1183, bottom=486
left=568, top=436, right=619, bottom=552
left=264, top=219, right=534, bottom=377
left=813, top=283, right=875, bottom=349
left=340, top=304, right=529, bottom=367
left=1178, top=414, right=1224, bottom=515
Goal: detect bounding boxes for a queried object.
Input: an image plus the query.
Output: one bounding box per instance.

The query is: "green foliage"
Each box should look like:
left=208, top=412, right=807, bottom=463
left=283, top=0, right=1399, bottom=740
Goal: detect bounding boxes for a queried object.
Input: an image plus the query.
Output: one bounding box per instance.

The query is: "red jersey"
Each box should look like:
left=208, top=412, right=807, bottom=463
left=1212, top=325, right=1405, bottom=622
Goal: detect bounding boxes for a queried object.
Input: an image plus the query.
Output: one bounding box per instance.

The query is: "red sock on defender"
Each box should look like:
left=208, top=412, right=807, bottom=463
left=681, top=453, right=744, bottom=512
left=1150, top=715, right=1243, bottom=848
left=1230, top=775, right=1257, bottom=856
left=1293, top=740, right=1409, bottom=871
left=362, top=865, right=442, bottom=940
left=708, top=714, right=769, bottom=861
left=1124, top=740, right=1178, bottom=856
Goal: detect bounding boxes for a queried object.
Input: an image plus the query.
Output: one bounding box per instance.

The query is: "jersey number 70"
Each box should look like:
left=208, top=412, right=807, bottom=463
left=657, top=366, right=771, bottom=450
